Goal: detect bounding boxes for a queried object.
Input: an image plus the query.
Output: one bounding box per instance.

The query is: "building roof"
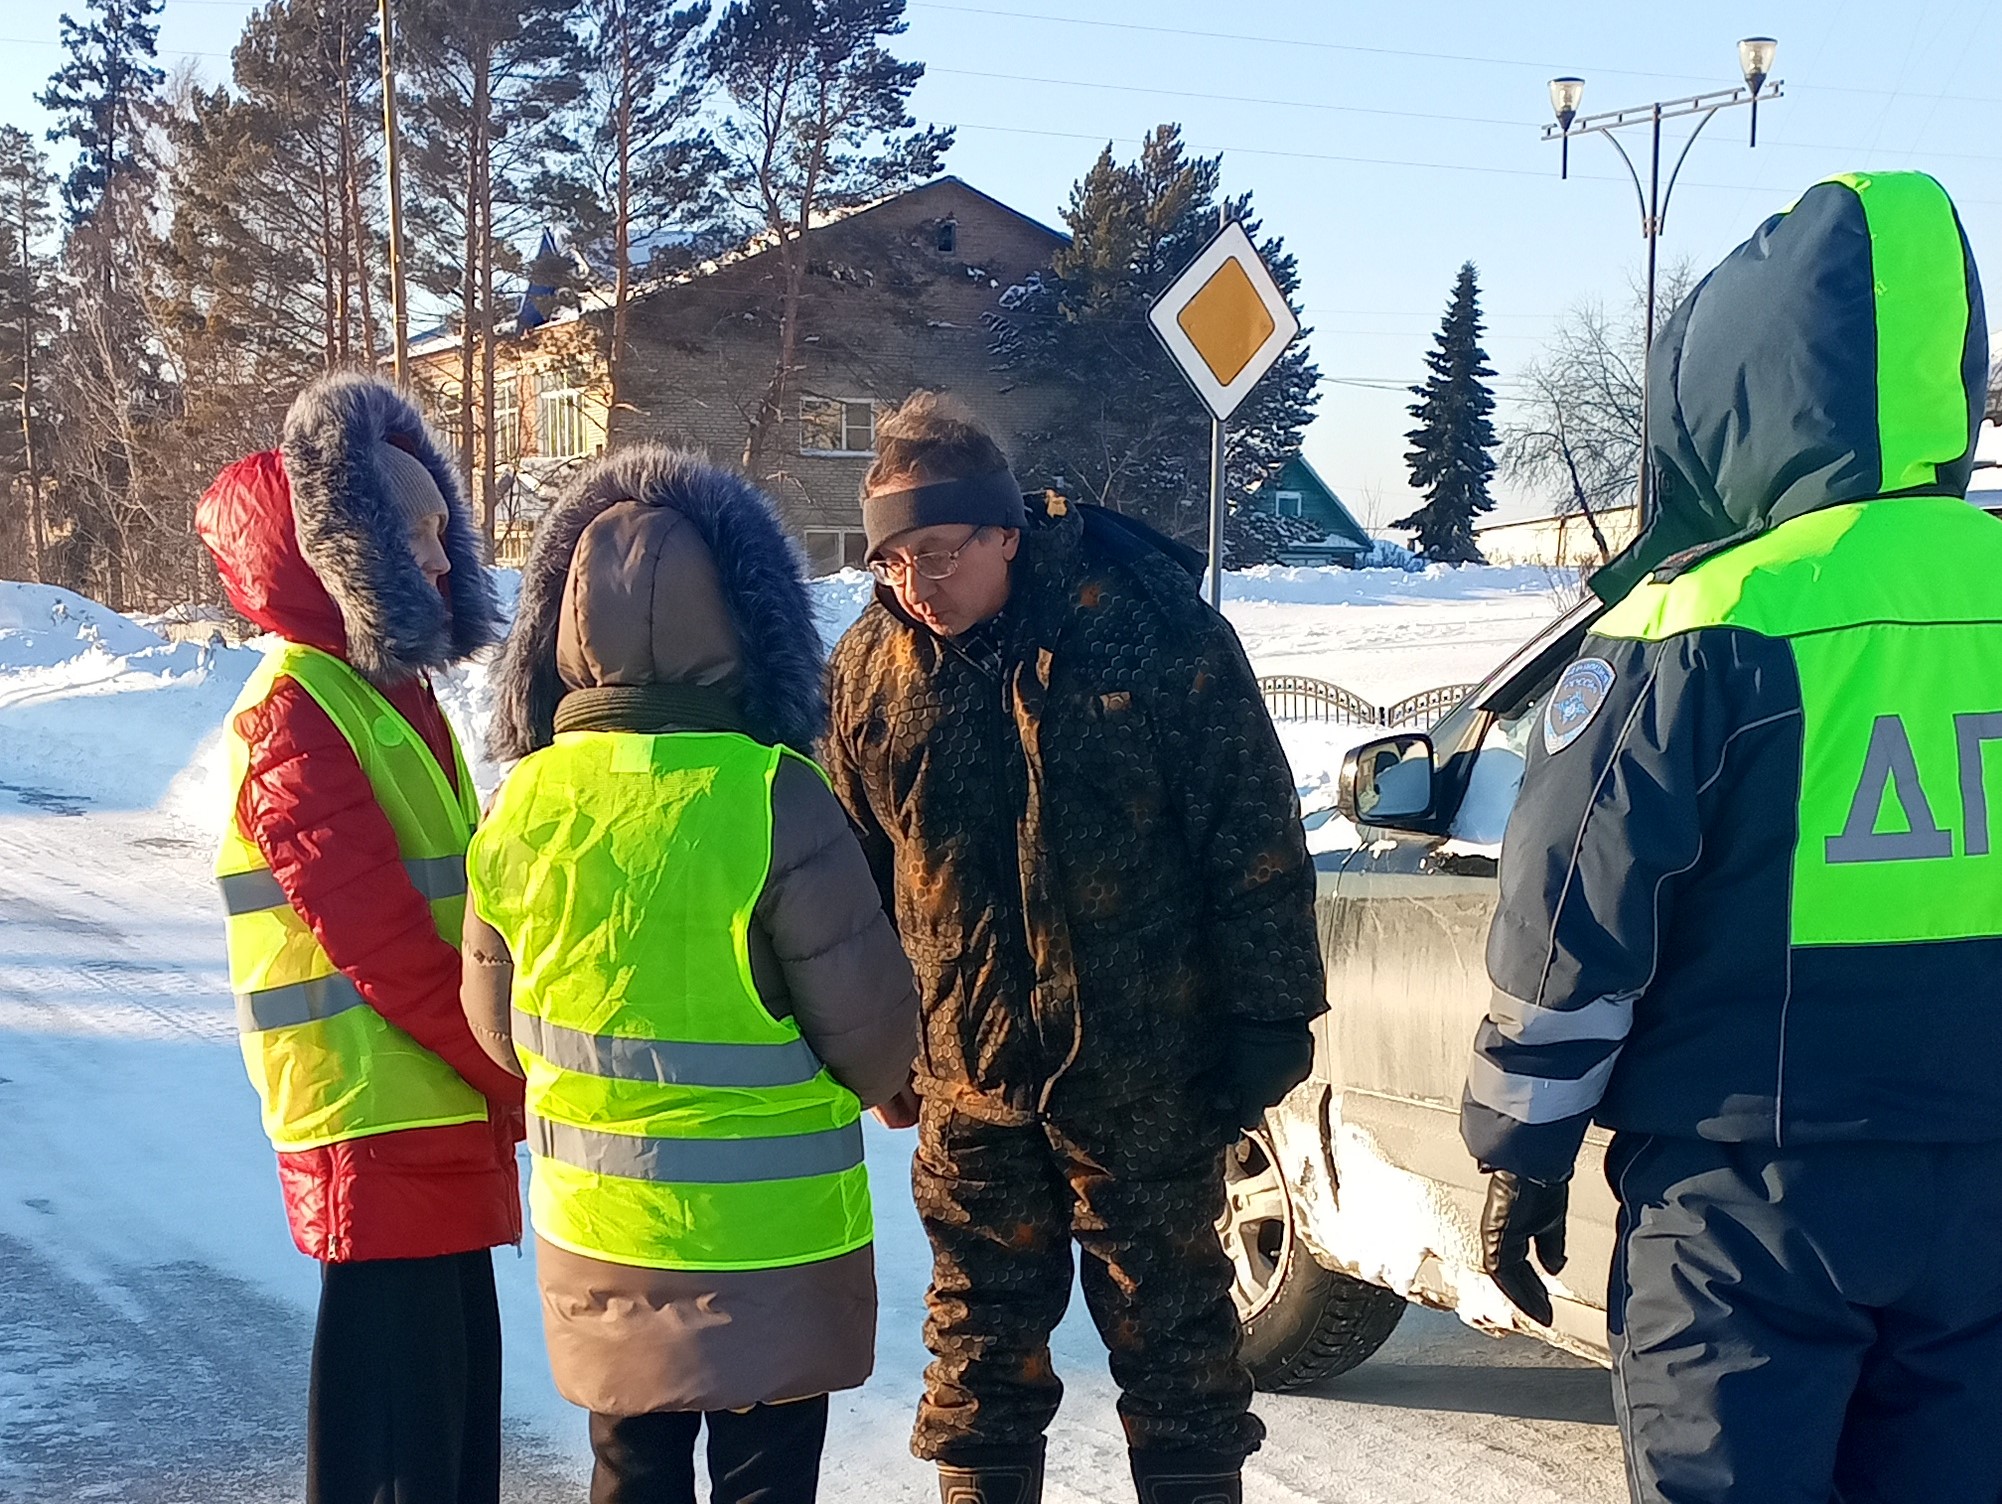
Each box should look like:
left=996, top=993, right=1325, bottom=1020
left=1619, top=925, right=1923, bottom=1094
left=408, top=176, right=1069, bottom=361
left=1251, top=454, right=1370, bottom=547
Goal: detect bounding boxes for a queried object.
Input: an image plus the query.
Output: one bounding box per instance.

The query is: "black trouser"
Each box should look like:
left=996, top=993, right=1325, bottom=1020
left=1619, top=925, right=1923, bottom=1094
left=910, top=1094, right=1258, bottom=1463
left=1607, top=1134, right=2002, bottom=1504
left=306, top=1249, right=502, bottom=1504
left=588, top=1397, right=830, bottom=1504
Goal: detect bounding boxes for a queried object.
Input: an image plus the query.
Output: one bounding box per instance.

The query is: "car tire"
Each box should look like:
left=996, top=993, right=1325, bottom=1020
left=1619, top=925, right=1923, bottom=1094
left=1218, top=1126, right=1407, bottom=1391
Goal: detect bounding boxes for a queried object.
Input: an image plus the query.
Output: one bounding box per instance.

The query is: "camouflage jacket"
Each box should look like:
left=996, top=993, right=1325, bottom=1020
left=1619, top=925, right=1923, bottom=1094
left=823, top=494, right=1325, bottom=1125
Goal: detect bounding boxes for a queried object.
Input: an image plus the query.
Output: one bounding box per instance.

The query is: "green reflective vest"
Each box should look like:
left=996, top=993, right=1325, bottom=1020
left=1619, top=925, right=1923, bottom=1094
left=1596, top=495, right=2002, bottom=948
left=216, top=643, right=489, bottom=1153
left=466, top=730, right=871, bottom=1272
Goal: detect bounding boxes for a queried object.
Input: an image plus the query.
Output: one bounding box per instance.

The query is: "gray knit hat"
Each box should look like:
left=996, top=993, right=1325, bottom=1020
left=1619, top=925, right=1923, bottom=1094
left=374, top=441, right=450, bottom=528
left=861, top=468, right=1028, bottom=560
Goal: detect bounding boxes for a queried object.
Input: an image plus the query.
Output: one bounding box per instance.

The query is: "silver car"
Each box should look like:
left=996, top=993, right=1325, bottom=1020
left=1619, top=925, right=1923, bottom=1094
left=1218, top=592, right=1618, bottom=1388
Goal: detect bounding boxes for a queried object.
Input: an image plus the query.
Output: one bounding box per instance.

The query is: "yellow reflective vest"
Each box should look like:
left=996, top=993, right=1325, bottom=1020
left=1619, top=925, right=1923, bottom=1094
left=467, top=730, right=871, bottom=1272
left=216, top=642, right=489, bottom=1153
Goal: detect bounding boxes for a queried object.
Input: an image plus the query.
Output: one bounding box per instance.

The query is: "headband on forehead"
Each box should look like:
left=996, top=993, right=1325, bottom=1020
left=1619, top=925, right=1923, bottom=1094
left=861, top=467, right=1029, bottom=560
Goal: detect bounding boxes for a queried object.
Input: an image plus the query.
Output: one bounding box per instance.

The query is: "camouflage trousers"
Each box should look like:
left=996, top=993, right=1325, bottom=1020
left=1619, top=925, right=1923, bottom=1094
left=909, top=1090, right=1261, bottom=1463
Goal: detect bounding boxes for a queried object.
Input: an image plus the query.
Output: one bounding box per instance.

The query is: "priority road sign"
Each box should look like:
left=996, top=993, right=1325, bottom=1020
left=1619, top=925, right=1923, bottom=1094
left=1148, top=219, right=1301, bottom=422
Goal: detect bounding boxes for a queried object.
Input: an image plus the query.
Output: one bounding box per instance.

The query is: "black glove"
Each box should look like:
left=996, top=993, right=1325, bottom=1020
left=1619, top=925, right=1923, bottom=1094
left=1223, top=1018, right=1315, bottom=1131
left=1480, top=1171, right=1569, bottom=1327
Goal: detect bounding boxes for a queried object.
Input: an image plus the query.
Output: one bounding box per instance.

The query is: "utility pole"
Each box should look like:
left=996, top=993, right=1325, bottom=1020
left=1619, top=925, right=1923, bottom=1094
left=379, top=0, right=409, bottom=383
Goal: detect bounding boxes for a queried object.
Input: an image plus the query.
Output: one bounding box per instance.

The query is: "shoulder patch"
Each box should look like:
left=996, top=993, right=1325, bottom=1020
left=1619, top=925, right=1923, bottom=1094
left=1544, top=657, right=1616, bottom=755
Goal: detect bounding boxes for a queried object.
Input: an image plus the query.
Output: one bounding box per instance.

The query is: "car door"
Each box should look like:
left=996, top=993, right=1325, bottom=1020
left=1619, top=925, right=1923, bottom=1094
left=1313, top=595, right=1621, bottom=1357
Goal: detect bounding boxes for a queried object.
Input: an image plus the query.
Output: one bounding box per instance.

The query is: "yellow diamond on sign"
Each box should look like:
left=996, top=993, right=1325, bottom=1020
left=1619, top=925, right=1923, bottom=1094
left=1175, top=257, right=1276, bottom=386
left=1148, top=219, right=1298, bottom=422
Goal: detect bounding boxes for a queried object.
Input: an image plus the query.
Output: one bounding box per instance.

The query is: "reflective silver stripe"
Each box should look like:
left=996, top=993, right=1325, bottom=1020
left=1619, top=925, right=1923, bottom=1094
left=217, top=856, right=464, bottom=917
left=236, top=972, right=368, bottom=1033
left=513, top=1009, right=826, bottom=1088
left=1464, top=1048, right=1621, bottom=1125
left=530, top=1114, right=864, bottom=1185
left=1488, top=987, right=1638, bottom=1046
left=217, top=869, right=287, bottom=915
left=404, top=855, right=468, bottom=901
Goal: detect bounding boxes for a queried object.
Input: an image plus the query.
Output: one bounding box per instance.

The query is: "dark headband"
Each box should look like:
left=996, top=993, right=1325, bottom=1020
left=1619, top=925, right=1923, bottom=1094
left=862, top=467, right=1028, bottom=560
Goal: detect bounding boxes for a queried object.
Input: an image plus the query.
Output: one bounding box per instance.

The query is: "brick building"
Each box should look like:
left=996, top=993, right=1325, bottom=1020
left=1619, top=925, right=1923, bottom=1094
left=411, top=177, right=1069, bottom=571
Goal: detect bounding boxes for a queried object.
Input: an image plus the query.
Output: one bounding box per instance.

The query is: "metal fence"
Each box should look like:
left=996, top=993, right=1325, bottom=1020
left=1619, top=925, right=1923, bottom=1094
left=1254, top=675, right=1383, bottom=726
left=1258, top=676, right=1479, bottom=730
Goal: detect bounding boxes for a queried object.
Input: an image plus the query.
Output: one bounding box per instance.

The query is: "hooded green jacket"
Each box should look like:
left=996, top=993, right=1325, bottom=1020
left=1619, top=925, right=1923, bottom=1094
left=1461, top=171, right=2002, bottom=1182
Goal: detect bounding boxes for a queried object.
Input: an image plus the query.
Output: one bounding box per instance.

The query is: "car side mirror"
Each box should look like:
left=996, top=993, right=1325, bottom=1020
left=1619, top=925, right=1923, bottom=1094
left=1338, top=733, right=1437, bottom=828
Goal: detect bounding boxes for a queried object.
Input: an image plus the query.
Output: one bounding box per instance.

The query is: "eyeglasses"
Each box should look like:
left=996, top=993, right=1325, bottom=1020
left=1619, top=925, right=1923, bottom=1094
left=869, top=527, right=988, bottom=586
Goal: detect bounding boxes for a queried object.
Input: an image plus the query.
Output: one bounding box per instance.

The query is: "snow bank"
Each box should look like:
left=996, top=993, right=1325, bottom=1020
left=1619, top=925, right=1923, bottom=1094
left=1223, top=561, right=1562, bottom=607
left=0, top=582, right=211, bottom=675
left=2, top=562, right=1565, bottom=828
left=0, top=583, right=263, bottom=818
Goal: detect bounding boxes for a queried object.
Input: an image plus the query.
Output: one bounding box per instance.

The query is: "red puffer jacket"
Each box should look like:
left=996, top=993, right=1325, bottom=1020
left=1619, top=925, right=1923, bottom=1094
left=199, top=386, right=523, bottom=1263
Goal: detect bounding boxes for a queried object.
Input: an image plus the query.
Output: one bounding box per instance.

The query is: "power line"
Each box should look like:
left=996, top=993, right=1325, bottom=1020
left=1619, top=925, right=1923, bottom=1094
left=909, top=1, right=2002, bottom=104
left=910, top=3, right=1727, bottom=84
left=0, top=35, right=231, bottom=60
left=926, top=66, right=1535, bottom=130
left=938, top=120, right=2002, bottom=208
left=927, top=64, right=2002, bottom=167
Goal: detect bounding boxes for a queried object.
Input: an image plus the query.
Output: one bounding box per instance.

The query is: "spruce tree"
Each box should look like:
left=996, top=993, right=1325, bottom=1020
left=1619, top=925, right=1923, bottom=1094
left=1398, top=261, right=1498, bottom=564
left=988, top=124, right=1319, bottom=554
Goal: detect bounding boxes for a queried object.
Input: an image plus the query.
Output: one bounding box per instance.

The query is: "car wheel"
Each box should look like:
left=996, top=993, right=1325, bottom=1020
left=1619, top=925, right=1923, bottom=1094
left=1218, top=1126, right=1407, bottom=1391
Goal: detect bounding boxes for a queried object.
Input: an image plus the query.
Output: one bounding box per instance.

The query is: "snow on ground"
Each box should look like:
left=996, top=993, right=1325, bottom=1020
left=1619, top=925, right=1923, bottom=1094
left=0, top=568, right=1621, bottom=1502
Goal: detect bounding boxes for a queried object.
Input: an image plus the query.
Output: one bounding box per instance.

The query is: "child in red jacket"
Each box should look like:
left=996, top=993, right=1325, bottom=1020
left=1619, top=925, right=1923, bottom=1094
left=197, top=373, right=522, bottom=1504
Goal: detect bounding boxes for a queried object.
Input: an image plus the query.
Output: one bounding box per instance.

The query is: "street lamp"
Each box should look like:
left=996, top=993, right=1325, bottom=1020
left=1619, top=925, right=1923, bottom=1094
left=1543, top=40, right=1781, bottom=524
left=1549, top=78, right=1585, bottom=177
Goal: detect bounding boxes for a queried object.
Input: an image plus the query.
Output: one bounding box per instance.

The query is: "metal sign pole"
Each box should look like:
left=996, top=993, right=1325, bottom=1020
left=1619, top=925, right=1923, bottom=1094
left=1146, top=212, right=1298, bottom=610
left=1206, top=202, right=1228, bottom=609
left=1207, top=417, right=1226, bottom=608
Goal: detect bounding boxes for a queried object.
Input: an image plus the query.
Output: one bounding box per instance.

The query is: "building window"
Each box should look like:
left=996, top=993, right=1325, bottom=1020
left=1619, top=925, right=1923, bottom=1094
left=936, top=218, right=957, bottom=254
left=493, top=383, right=520, bottom=465
left=800, top=396, right=876, bottom=456
left=1273, top=489, right=1304, bottom=518
left=803, top=527, right=870, bottom=576
left=537, top=371, right=588, bottom=459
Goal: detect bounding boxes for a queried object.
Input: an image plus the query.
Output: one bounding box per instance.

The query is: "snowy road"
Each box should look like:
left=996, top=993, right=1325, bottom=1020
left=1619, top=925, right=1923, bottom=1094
left=0, top=567, right=1625, bottom=1501
left=0, top=790, right=1624, bottom=1504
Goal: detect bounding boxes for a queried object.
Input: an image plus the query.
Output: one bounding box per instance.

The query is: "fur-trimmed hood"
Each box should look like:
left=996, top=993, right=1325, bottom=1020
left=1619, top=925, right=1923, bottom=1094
left=489, top=445, right=825, bottom=760
left=198, top=373, right=501, bottom=682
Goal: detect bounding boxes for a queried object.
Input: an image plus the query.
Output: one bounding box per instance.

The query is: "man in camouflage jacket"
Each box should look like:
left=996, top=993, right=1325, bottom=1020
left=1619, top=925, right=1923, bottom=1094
left=822, top=394, right=1325, bottom=1504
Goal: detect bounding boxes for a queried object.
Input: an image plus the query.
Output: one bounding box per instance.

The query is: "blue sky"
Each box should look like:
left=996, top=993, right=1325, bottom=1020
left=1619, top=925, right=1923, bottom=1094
left=3, top=0, right=2000, bottom=523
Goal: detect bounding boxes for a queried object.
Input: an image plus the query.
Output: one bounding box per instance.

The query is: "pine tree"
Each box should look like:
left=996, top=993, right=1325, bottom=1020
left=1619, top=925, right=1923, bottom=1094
left=402, top=0, right=583, bottom=551
left=162, top=0, right=386, bottom=384
left=38, top=0, right=170, bottom=606
left=1398, top=261, right=1497, bottom=564
left=705, top=0, right=952, bottom=484
left=0, top=128, right=58, bottom=581
left=549, top=0, right=721, bottom=433
left=988, top=124, right=1320, bottom=554
left=36, top=0, right=165, bottom=225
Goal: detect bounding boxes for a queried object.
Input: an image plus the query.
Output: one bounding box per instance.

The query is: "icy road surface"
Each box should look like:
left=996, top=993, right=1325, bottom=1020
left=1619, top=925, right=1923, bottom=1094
left=0, top=568, right=1624, bottom=1501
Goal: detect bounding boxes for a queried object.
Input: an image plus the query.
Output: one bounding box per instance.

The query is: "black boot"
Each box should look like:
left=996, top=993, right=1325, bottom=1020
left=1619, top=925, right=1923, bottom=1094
left=1128, top=1449, right=1242, bottom=1504
left=936, top=1440, right=1045, bottom=1504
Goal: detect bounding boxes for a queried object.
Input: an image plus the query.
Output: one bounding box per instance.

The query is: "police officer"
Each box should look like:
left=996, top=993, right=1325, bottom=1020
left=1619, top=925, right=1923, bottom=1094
left=1462, top=170, right=2002, bottom=1503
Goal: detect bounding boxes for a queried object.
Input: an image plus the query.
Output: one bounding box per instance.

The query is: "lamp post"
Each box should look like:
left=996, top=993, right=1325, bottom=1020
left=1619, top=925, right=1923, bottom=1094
left=1543, top=40, right=1780, bottom=525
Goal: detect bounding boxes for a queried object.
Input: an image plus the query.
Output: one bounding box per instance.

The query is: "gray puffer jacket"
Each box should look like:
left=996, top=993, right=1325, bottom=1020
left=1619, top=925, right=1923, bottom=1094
left=463, top=447, right=917, bottom=1415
